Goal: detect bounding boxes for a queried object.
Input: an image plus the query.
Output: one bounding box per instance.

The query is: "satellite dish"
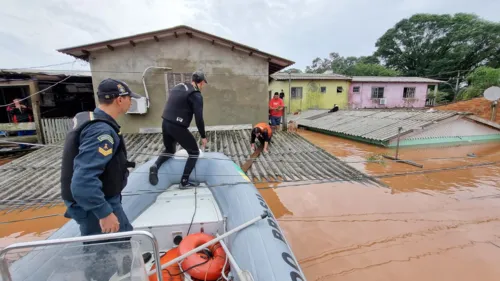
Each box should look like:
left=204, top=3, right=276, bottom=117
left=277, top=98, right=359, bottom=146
left=483, top=86, right=500, bottom=101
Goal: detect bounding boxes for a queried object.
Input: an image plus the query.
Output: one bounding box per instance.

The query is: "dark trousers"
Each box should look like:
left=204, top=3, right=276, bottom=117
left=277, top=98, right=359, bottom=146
left=65, top=202, right=134, bottom=281
left=155, top=119, right=200, bottom=179
left=17, top=130, right=35, bottom=149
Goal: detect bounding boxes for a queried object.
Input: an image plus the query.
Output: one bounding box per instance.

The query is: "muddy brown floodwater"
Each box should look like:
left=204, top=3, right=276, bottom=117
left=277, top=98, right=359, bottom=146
left=255, top=130, right=500, bottom=281
left=1, top=130, right=500, bottom=281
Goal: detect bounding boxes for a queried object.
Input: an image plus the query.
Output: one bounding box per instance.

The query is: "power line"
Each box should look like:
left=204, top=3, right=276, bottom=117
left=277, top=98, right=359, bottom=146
left=0, top=76, right=73, bottom=108
left=1, top=61, right=78, bottom=71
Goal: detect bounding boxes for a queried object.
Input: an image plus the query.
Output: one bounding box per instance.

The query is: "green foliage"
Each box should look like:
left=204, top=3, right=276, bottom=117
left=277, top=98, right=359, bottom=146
left=457, top=67, right=500, bottom=100
left=349, top=63, right=400, bottom=76
left=305, top=52, right=399, bottom=76
left=366, top=154, right=386, bottom=165
left=375, top=13, right=500, bottom=79
left=427, top=91, right=452, bottom=104
left=302, top=13, right=500, bottom=104
left=286, top=68, right=303, bottom=73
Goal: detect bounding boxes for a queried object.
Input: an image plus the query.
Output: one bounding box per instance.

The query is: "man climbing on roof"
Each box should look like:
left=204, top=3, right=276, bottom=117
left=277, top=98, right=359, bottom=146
left=60, top=78, right=141, bottom=281
left=251, top=122, right=273, bottom=153
left=149, top=70, right=208, bottom=188
left=6, top=98, right=35, bottom=149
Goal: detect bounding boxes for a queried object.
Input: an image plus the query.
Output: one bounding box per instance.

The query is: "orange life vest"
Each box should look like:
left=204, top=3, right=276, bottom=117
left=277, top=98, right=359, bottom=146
left=254, top=122, right=272, bottom=138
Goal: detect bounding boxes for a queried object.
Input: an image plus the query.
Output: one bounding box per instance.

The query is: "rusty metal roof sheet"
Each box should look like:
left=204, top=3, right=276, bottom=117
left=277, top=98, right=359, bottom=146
left=0, top=129, right=381, bottom=210
left=293, top=109, right=461, bottom=144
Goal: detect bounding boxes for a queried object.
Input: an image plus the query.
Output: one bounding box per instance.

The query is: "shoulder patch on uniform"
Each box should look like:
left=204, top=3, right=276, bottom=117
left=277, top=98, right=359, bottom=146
left=98, top=142, right=113, bottom=156
left=97, top=134, right=114, bottom=144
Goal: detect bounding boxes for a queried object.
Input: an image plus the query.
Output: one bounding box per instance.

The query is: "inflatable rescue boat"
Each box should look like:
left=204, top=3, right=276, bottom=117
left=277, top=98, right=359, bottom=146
left=1, top=151, right=307, bottom=281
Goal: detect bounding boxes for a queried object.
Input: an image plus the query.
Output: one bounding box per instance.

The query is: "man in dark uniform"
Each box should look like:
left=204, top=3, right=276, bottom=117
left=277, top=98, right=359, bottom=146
left=149, top=70, right=208, bottom=189
left=60, top=78, right=141, bottom=280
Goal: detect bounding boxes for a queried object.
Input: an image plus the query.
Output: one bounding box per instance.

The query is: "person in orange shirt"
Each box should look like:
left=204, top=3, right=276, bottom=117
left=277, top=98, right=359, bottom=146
left=251, top=122, right=272, bottom=153
left=269, top=92, right=284, bottom=131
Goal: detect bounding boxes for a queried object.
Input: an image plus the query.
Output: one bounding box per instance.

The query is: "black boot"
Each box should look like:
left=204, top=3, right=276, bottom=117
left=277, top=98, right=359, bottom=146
left=180, top=177, right=199, bottom=189
left=149, top=164, right=158, bottom=186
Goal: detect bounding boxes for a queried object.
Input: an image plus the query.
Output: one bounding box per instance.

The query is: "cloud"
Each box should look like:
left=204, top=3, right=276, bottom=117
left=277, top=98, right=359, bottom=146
left=0, top=0, right=499, bottom=71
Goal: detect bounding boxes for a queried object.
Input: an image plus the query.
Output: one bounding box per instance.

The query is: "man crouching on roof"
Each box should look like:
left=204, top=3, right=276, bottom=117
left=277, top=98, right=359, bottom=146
left=60, top=79, right=140, bottom=281
left=251, top=122, right=273, bottom=153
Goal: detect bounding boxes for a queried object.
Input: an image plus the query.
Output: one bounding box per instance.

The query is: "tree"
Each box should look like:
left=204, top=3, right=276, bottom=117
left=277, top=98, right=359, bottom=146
left=305, top=52, right=398, bottom=76
left=286, top=68, right=303, bottom=73
left=305, top=54, right=337, bottom=74
left=375, top=13, right=500, bottom=81
left=457, top=67, right=500, bottom=100
left=349, top=63, right=400, bottom=76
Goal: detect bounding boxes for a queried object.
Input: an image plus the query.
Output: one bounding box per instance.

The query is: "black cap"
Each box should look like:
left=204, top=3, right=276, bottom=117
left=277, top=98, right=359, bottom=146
left=192, top=71, right=208, bottom=84
left=97, top=78, right=142, bottom=100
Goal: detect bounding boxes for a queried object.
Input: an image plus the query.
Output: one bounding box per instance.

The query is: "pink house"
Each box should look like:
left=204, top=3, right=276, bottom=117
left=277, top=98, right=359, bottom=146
left=348, top=76, right=442, bottom=109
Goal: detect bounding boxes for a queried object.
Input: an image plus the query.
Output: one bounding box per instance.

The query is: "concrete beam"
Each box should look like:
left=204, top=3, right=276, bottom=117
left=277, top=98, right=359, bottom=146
left=0, top=122, right=36, bottom=131
left=0, top=135, right=38, bottom=144
left=0, top=81, right=31, bottom=87
left=28, top=80, right=45, bottom=144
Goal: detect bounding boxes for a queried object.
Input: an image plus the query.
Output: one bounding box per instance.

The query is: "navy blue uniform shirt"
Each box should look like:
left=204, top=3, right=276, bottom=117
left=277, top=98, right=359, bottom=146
left=64, top=108, right=123, bottom=220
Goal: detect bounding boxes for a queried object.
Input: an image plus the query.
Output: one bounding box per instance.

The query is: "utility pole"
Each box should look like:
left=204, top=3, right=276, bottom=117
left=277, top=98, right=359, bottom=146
left=454, top=71, right=460, bottom=100
left=288, top=71, right=291, bottom=114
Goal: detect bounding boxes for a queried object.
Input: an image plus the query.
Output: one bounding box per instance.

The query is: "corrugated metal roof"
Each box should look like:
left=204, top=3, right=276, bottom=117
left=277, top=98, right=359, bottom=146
left=57, top=25, right=294, bottom=74
left=271, top=73, right=351, bottom=81
left=292, top=109, right=461, bottom=144
left=0, top=68, right=91, bottom=78
left=0, top=129, right=381, bottom=210
left=352, top=76, right=443, bottom=84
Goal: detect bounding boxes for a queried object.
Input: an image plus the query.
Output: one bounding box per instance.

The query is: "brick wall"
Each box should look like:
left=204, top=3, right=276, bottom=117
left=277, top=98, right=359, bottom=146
left=435, top=97, right=500, bottom=124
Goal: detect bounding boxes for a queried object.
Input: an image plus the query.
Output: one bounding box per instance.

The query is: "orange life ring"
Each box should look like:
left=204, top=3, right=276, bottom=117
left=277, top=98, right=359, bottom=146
left=178, top=233, right=229, bottom=281
left=149, top=247, right=184, bottom=281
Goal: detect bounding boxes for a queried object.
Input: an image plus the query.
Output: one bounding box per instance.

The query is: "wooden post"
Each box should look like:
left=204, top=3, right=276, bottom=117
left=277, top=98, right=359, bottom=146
left=241, top=145, right=263, bottom=173
left=433, top=84, right=438, bottom=106
left=395, top=127, right=402, bottom=159
left=28, top=80, right=44, bottom=144
left=282, top=106, right=287, bottom=131
left=491, top=101, right=498, bottom=122
left=382, top=127, right=423, bottom=168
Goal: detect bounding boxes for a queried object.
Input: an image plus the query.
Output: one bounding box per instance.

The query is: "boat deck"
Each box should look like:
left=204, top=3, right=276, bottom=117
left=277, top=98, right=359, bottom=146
left=132, top=183, right=224, bottom=253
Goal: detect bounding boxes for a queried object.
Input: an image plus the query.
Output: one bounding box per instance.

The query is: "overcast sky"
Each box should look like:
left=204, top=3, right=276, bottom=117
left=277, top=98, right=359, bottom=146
left=1, top=0, right=499, bottom=73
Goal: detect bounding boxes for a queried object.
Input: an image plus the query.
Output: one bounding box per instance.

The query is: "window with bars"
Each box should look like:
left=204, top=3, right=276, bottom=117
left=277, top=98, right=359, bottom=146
left=353, top=86, right=360, bottom=93
left=291, top=87, right=303, bottom=99
left=403, top=87, right=416, bottom=98
left=371, top=87, right=384, bottom=99
left=165, top=72, right=193, bottom=91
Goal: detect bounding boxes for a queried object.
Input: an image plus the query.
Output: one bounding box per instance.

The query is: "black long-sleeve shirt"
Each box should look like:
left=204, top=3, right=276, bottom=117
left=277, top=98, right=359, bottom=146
left=250, top=130, right=270, bottom=144
left=188, top=91, right=206, bottom=138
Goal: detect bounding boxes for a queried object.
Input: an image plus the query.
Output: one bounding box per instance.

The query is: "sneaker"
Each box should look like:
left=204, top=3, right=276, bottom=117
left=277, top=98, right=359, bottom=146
left=149, top=165, right=158, bottom=186
left=180, top=180, right=200, bottom=190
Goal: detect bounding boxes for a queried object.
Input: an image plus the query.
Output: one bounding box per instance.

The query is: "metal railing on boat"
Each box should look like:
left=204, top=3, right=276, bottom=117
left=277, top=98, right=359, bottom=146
left=0, top=230, right=164, bottom=281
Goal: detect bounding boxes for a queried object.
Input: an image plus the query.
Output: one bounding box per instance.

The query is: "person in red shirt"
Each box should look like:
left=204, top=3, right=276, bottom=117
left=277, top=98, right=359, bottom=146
left=268, top=92, right=284, bottom=131
left=6, top=98, right=35, bottom=149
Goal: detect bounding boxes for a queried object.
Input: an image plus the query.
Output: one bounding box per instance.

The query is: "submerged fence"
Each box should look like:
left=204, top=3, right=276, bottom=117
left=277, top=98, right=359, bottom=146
left=41, top=118, right=73, bottom=144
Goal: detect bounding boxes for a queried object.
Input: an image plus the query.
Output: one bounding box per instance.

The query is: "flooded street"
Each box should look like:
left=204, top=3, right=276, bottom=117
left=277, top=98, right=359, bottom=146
left=0, top=205, right=69, bottom=249
left=261, top=183, right=500, bottom=281
left=1, top=130, right=500, bottom=281
left=255, top=130, right=500, bottom=281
